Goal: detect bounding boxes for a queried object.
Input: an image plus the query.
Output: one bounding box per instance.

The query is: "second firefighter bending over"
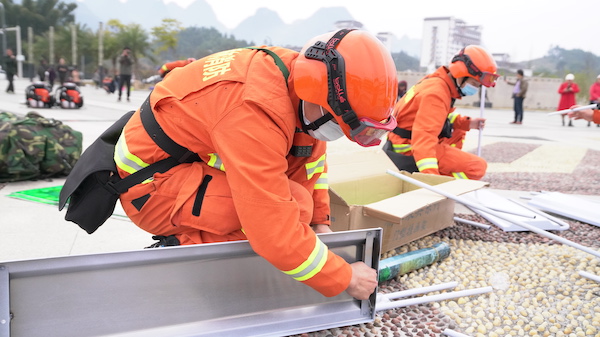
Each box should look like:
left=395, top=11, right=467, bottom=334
left=384, top=45, right=498, bottom=180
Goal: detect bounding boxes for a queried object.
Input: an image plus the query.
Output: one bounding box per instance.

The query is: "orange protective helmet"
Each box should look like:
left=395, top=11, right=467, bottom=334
left=449, top=45, right=499, bottom=87
left=294, top=29, right=398, bottom=145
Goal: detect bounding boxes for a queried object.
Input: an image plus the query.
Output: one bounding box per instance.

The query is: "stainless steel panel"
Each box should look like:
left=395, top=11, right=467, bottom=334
left=1, top=228, right=381, bottom=337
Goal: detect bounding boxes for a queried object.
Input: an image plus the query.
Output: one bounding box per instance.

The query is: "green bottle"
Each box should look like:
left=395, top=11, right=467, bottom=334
left=378, top=242, right=451, bottom=283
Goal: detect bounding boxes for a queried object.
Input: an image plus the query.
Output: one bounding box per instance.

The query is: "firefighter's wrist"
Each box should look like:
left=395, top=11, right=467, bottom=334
left=311, top=224, right=332, bottom=233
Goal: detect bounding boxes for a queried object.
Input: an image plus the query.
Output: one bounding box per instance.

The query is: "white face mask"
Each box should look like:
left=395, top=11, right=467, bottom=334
left=302, top=101, right=345, bottom=141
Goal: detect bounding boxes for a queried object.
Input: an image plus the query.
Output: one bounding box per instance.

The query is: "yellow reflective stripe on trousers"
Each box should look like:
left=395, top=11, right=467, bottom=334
left=314, top=172, right=328, bottom=190
left=305, top=154, right=326, bottom=180
left=114, top=131, right=150, bottom=174
left=207, top=153, right=225, bottom=171
left=452, top=172, right=469, bottom=179
left=416, top=157, right=438, bottom=171
left=392, top=143, right=412, bottom=153
left=282, top=237, right=328, bottom=281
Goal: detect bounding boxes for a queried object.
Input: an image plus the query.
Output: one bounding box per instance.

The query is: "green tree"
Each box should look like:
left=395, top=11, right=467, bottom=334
left=175, top=27, right=250, bottom=60
left=1, top=0, right=77, bottom=45
left=151, top=18, right=183, bottom=57
left=102, top=19, right=152, bottom=78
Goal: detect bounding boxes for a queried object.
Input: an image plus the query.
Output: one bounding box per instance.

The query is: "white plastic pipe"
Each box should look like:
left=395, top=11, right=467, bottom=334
left=453, top=216, right=491, bottom=230
left=578, top=270, right=600, bottom=283
left=443, top=328, right=473, bottom=337
left=508, top=198, right=570, bottom=230
left=477, top=86, right=486, bottom=157
left=483, top=205, right=536, bottom=219
left=383, top=281, right=458, bottom=300
left=547, top=103, right=598, bottom=116
left=386, top=170, right=600, bottom=259
left=376, top=286, right=493, bottom=312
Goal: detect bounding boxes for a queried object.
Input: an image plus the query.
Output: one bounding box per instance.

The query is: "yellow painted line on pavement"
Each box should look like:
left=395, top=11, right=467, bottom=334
left=486, top=145, right=587, bottom=173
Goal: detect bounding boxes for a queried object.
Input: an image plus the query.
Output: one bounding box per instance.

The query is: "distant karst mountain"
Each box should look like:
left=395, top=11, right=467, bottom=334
left=73, top=0, right=420, bottom=55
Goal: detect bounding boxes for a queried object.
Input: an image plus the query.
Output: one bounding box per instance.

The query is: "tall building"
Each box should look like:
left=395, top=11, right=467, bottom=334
left=376, top=32, right=394, bottom=51
left=420, top=17, right=481, bottom=72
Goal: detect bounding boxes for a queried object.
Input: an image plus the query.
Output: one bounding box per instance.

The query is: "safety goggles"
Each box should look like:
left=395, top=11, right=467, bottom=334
left=478, top=72, right=500, bottom=87
left=305, top=29, right=396, bottom=147
left=351, top=116, right=398, bottom=147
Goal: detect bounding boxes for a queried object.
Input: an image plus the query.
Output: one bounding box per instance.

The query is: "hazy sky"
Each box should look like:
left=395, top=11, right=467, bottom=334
left=162, top=0, right=597, bottom=62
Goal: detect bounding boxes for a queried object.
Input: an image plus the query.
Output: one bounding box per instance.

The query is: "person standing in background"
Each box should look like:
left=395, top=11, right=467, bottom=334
left=117, top=47, right=133, bottom=102
left=37, top=59, right=48, bottom=82
left=3, top=48, right=17, bottom=93
left=397, top=80, right=407, bottom=101
left=506, top=69, right=528, bottom=124
left=557, top=73, right=580, bottom=127
left=56, top=58, right=70, bottom=86
left=588, top=74, right=600, bottom=127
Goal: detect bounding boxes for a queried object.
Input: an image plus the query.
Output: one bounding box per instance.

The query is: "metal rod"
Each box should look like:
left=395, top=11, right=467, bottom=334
left=578, top=270, right=600, bottom=283
left=376, top=286, right=493, bottom=312
left=383, top=281, right=458, bottom=300
left=453, top=216, right=491, bottom=230
left=547, top=103, right=599, bottom=116
left=385, top=170, right=600, bottom=259
left=443, top=328, right=473, bottom=337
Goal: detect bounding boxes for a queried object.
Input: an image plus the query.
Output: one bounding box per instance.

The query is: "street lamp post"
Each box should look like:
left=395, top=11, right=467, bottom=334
left=0, top=2, right=6, bottom=56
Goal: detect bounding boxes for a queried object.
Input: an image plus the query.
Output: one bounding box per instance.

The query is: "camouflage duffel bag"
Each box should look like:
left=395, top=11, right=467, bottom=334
left=0, top=111, right=83, bottom=182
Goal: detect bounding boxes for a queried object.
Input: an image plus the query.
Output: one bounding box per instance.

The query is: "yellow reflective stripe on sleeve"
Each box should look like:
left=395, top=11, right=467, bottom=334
left=448, top=112, right=459, bottom=124
left=305, top=154, right=326, bottom=180
left=314, top=172, right=328, bottom=190
left=416, top=157, right=439, bottom=171
left=282, top=237, right=328, bottom=282
left=207, top=153, right=226, bottom=171
left=452, top=172, right=469, bottom=179
left=114, top=131, right=150, bottom=174
left=403, top=86, right=415, bottom=103
left=161, top=64, right=168, bottom=72
left=392, top=143, right=412, bottom=153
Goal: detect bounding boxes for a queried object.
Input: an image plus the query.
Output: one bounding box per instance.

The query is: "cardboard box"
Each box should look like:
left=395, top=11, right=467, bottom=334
left=329, top=171, right=488, bottom=252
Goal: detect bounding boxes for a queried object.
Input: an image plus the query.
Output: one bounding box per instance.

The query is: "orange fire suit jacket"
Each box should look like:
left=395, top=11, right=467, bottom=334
left=593, top=110, right=600, bottom=124
left=388, top=66, right=475, bottom=176
left=115, top=47, right=351, bottom=297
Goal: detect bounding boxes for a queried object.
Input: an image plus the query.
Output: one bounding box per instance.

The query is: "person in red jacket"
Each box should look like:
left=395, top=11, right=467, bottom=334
left=384, top=45, right=497, bottom=180
left=158, top=58, right=196, bottom=78
left=558, top=73, right=580, bottom=126
left=588, top=74, right=600, bottom=127
left=114, top=29, right=398, bottom=299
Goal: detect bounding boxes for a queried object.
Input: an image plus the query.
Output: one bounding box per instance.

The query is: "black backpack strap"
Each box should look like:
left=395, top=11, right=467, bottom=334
left=139, top=97, right=201, bottom=163
left=107, top=156, right=181, bottom=194
left=392, top=127, right=412, bottom=139
left=108, top=96, right=203, bottom=194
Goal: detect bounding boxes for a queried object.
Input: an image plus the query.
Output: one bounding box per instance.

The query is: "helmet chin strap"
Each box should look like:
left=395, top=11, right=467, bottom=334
left=454, top=77, right=468, bottom=97
left=299, top=100, right=334, bottom=133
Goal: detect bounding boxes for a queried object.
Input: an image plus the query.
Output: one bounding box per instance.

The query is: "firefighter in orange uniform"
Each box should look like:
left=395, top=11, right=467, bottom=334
left=158, top=58, right=196, bottom=78
left=384, top=45, right=498, bottom=180
left=114, top=29, right=398, bottom=299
